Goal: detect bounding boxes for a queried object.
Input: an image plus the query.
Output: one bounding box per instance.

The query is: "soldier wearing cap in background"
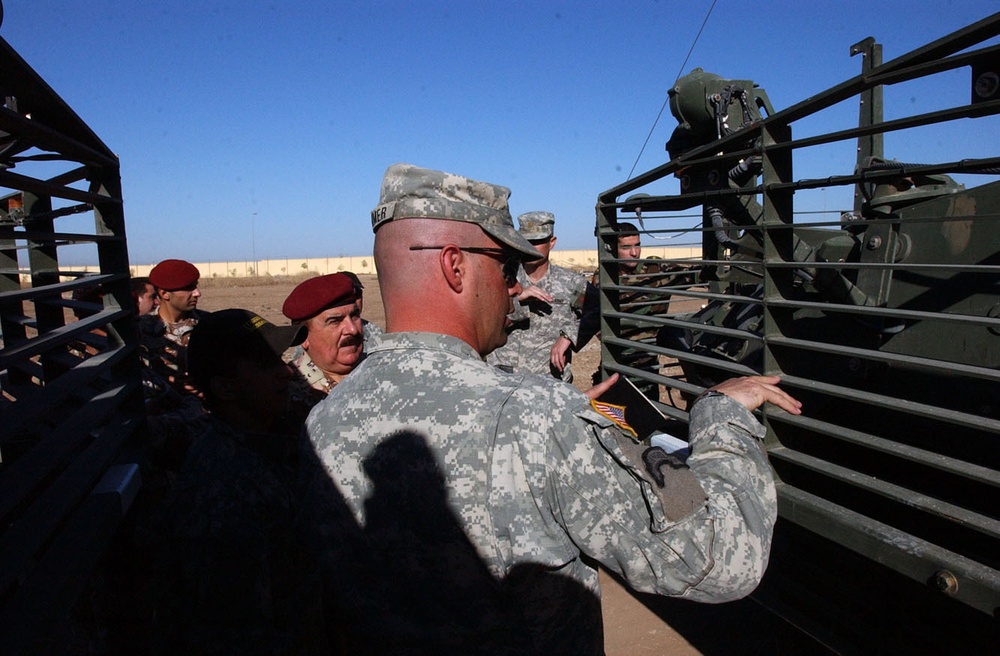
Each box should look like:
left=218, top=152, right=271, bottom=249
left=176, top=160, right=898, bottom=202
left=153, top=309, right=327, bottom=655
left=282, top=273, right=368, bottom=410
left=298, top=163, right=801, bottom=654
left=139, top=259, right=207, bottom=403
left=487, top=211, right=591, bottom=382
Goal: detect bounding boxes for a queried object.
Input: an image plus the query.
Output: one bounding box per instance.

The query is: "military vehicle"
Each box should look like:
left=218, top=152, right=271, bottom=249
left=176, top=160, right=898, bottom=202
left=594, top=13, right=999, bottom=653
left=0, top=4, right=145, bottom=653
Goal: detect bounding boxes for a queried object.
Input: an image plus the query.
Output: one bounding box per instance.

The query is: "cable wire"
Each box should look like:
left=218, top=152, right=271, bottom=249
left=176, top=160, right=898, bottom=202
left=625, top=0, right=718, bottom=181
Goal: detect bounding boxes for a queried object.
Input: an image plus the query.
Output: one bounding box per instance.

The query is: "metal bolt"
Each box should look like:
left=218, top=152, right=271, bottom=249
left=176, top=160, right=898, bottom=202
left=866, top=235, right=882, bottom=250
left=932, top=570, right=958, bottom=596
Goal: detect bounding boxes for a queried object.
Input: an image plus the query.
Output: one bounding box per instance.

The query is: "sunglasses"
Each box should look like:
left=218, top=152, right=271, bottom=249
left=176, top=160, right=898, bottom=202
left=409, top=246, right=520, bottom=286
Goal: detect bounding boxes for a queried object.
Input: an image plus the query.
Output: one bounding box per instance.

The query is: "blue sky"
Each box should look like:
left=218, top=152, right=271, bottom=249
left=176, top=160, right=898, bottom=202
left=3, top=1, right=997, bottom=265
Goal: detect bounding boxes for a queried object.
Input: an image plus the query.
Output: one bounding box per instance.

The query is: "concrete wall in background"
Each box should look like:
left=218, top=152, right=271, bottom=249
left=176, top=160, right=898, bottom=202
left=87, top=246, right=700, bottom=280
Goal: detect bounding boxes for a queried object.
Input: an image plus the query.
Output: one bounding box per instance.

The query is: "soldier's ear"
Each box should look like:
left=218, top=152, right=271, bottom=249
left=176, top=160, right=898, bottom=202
left=440, top=245, right=464, bottom=293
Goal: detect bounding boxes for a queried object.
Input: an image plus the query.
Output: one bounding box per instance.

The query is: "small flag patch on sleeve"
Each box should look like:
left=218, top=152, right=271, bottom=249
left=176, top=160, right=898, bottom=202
left=590, top=399, right=637, bottom=438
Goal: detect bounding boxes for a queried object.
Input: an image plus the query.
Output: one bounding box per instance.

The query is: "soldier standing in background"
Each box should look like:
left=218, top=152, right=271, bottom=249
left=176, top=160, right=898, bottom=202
left=139, top=258, right=207, bottom=404
left=131, top=276, right=158, bottom=316
left=576, top=221, right=695, bottom=399
left=281, top=273, right=368, bottom=410
left=299, top=163, right=800, bottom=654
left=488, top=211, right=590, bottom=382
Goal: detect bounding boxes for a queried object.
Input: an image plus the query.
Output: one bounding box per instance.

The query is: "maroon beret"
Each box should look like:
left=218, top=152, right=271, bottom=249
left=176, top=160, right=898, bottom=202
left=282, top=273, right=360, bottom=322
left=149, top=259, right=200, bottom=291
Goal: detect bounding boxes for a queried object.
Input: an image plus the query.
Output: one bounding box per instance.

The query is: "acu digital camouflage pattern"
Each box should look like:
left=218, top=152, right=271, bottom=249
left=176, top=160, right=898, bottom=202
left=370, top=162, right=541, bottom=261
left=154, top=415, right=327, bottom=655
left=300, top=331, right=776, bottom=654
left=516, top=210, right=555, bottom=240
left=487, top=262, right=589, bottom=382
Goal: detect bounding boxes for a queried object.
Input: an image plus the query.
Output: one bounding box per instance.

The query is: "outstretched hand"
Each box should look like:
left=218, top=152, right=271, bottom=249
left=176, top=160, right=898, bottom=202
left=709, top=376, right=802, bottom=414
left=585, top=373, right=620, bottom=400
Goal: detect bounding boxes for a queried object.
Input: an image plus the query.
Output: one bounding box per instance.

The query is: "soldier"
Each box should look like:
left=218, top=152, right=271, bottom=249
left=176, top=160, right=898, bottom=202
left=487, top=211, right=589, bottom=382
left=299, top=163, right=801, bottom=654
left=139, top=259, right=207, bottom=402
left=281, top=273, right=368, bottom=408
left=131, top=276, right=158, bottom=316
left=153, top=309, right=327, bottom=655
left=578, top=221, right=695, bottom=398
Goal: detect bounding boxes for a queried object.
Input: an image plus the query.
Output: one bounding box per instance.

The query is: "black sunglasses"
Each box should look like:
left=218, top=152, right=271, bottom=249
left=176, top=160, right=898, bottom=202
left=409, top=246, right=520, bottom=286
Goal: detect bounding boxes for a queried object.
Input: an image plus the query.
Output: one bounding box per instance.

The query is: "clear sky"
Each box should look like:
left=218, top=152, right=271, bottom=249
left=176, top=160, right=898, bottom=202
left=2, top=1, right=997, bottom=265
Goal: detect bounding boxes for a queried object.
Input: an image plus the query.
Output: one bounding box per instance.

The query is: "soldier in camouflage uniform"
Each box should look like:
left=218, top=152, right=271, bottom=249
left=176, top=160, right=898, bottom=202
left=281, top=272, right=372, bottom=412
left=154, top=310, right=327, bottom=655
left=299, top=163, right=801, bottom=654
left=139, top=259, right=207, bottom=409
left=487, top=211, right=590, bottom=382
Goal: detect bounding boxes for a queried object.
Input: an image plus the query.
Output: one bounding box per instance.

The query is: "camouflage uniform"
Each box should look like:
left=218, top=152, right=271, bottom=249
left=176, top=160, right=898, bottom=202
left=487, top=263, right=588, bottom=381
left=154, top=415, right=326, bottom=655
left=138, top=310, right=208, bottom=403
left=300, top=331, right=776, bottom=654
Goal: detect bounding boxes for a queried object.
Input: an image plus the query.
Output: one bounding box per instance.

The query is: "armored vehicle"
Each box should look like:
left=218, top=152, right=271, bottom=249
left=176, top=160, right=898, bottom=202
left=0, top=5, right=145, bottom=653
left=594, top=14, right=1000, bottom=653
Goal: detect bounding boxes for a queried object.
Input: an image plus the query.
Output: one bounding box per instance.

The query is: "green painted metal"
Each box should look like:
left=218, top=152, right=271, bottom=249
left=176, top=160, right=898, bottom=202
left=0, top=15, right=145, bottom=653
left=596, top=13, right=1000, bottom=652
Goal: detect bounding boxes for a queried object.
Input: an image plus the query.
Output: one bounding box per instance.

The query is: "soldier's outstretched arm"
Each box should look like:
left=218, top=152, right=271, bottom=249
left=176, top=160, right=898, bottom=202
left=543, top=381, right=797, bottom=603
left=707, top=375, right=801, bottom=415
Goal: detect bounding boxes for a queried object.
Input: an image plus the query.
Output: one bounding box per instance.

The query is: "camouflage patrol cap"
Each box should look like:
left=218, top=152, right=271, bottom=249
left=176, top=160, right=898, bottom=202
left=517, top=211, right=555, bottom=241
left=370, top=163, right=542, bottom=261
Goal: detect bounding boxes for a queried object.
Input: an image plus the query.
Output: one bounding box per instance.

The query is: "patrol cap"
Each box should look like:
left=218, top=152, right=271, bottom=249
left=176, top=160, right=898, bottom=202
left=370, top=163, right=542, bottom=261
left=517, top=211, right=555, bottom=241
left=149, top=259, right=200, bottom=291
left=188, top=309, right=305, bottom=389
left=282, top=273, right=360, bottom=322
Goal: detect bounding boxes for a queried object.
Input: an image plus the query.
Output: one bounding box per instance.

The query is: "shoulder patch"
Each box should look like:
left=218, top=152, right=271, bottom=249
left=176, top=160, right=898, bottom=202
left=589, top=399, right=637, bottom=439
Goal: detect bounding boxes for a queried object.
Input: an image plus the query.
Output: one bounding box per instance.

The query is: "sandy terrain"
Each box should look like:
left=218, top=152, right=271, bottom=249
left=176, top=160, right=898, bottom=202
left=197, top=274, right=776, bottom=656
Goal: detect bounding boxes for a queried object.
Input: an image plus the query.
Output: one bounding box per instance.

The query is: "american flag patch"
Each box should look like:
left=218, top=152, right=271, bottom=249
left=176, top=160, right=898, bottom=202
left=590, top=399, right=637, bottom=438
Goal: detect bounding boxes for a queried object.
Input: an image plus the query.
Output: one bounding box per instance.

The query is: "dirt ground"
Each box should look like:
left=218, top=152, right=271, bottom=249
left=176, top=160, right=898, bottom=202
left=198, top=274, right=775, bottom=656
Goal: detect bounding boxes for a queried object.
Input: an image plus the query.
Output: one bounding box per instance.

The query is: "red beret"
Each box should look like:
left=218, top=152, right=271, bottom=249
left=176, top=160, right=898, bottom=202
left=282, top=273, right=360, bottom=322
left=149, top=259, right=200, bottom=291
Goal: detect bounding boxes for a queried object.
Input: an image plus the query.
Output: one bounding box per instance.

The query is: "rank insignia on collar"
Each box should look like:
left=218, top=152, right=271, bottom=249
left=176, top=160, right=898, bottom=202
left=590, top=399, right=637, bottom=438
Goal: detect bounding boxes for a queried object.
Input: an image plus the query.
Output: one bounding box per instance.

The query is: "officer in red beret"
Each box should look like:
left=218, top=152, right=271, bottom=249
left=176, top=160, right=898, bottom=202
left=282, top=272, right=374, bottom=406
left=140, top=259, right=208, bottom=408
